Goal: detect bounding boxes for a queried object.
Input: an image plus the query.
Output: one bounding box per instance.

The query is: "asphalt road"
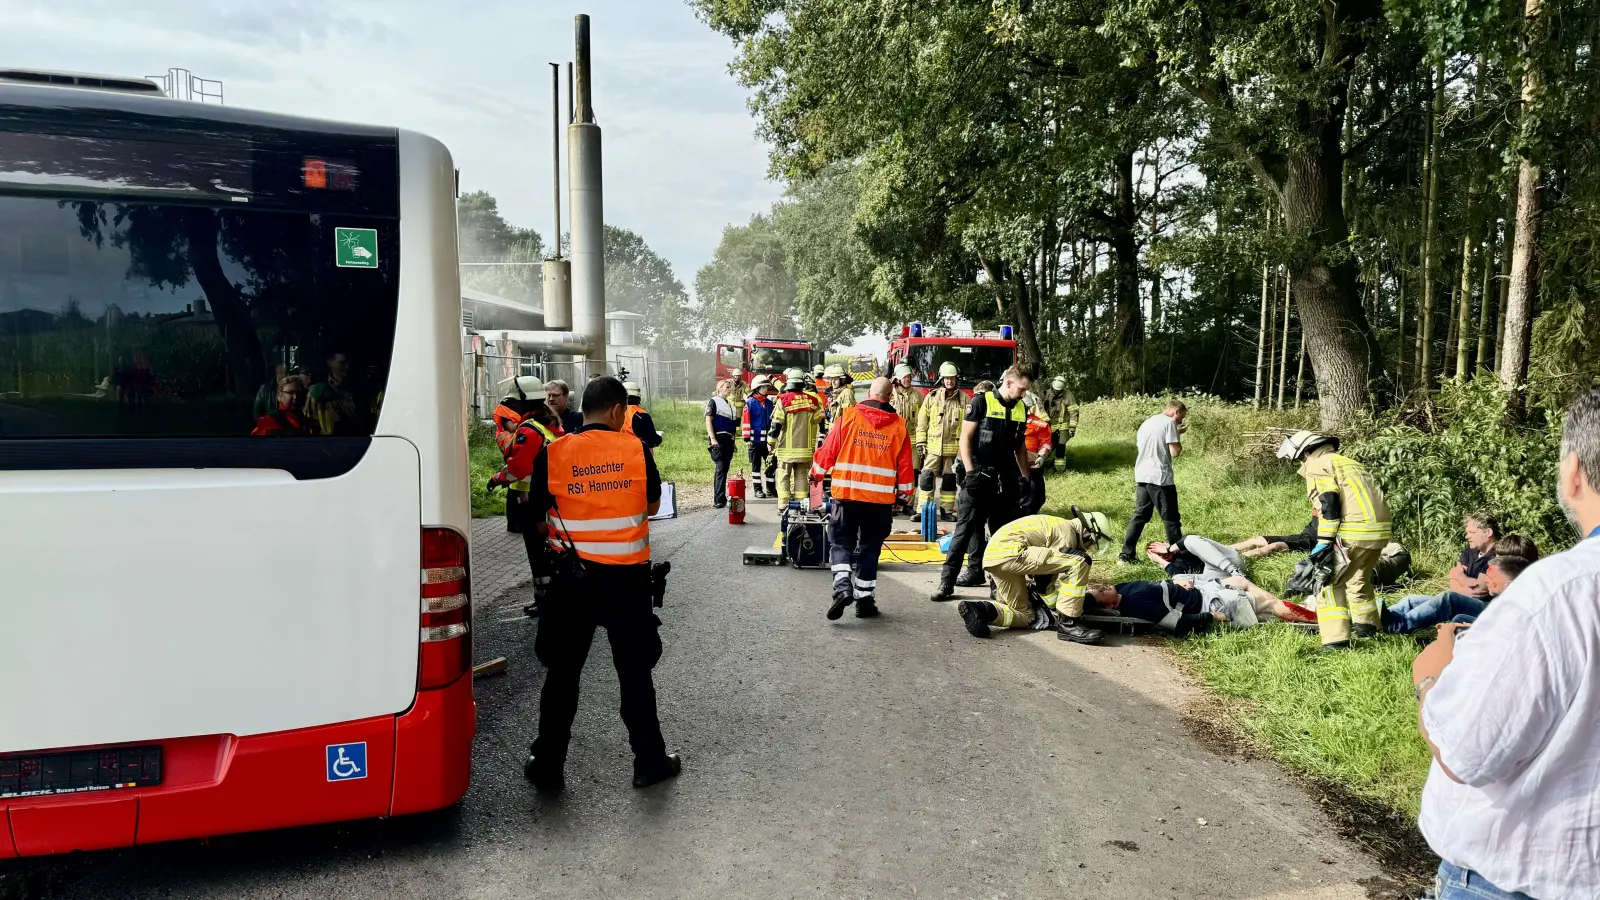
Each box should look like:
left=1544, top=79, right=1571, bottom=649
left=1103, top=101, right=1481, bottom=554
left=2, top=501, right=1389, bottom=900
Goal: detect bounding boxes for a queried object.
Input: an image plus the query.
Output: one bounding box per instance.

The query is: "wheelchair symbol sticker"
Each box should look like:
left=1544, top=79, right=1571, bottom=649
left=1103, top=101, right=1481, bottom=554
left=326, top=743, right=367, bottom=782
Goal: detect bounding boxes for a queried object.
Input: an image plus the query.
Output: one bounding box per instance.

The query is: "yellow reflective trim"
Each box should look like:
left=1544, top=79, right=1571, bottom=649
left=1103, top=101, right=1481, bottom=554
left=1317, top=607, right=1350, bottom=620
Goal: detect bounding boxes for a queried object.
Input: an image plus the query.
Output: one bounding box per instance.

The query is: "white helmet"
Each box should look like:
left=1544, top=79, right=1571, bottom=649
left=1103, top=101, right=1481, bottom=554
left=784, top=367, right=806, bottom=383
left=938, top=362, right=959, bottom=379
left=623, top=381, right=641, bottom=395
left=510, top=375, right=545, bottom=400
left=824, top=364, right=846, bottom=380
left=812, top=365, right=826, bottom=377
left=893, top=364, right=913, bottom=379
left=1051, top=376, right=1066, bottom=390
left=1275, top=430, right=1339, bottom=462
left=750, top=375, right=772, bottom=391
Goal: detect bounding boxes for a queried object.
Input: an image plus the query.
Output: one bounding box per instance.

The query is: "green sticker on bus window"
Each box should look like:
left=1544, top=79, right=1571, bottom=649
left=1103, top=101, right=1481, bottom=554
left=335, top=227, right=378, bottom=268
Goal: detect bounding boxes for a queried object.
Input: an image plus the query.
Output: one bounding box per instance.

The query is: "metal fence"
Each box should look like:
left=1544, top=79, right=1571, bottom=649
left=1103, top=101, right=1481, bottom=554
left=648, top=359, right=691, bottom=398
left=464, top=352, right=690, bottom=418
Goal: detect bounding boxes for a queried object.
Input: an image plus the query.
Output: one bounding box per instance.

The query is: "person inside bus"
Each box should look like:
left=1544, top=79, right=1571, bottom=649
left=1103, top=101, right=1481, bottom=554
left=545, top=379, right=585, bottom=435
left=305, top=351, right=367, bottom=436
left=254, top=363, right=289, bottom=421
left=251, top=376, right=318, bottom=436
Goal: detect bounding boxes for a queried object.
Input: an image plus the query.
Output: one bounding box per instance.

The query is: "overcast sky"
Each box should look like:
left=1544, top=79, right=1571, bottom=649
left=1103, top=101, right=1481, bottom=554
left=0, top=0, right=780, bottom=300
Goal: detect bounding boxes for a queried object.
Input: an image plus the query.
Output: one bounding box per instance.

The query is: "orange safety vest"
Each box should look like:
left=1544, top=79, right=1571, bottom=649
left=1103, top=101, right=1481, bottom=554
left=1025, top=413, right=1051, bottom=454
left=828, top=406, right=908, bottom=504
left=622, top=404, right=645, bottom=436
left=545, top=430, right=651, bottom=565
left=492, top=402, right=523, bottom=457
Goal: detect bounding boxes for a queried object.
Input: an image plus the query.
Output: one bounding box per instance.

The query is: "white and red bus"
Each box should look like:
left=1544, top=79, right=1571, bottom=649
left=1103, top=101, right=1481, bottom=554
left=0, top=72, right=474, bottom=857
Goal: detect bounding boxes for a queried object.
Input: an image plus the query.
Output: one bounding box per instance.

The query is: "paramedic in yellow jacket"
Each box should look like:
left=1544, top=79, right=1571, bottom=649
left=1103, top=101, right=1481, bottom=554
left=1276, top=431, right=1393, bottom=649
left=889, top=364, right=924, bottom=490
left=957, top=509, right=1115, bottom=645
left=767, top=367, right=824, bottom=505
left=915, top=362, right=967, bottom=518
left=824, top=363, right=855, bottom=425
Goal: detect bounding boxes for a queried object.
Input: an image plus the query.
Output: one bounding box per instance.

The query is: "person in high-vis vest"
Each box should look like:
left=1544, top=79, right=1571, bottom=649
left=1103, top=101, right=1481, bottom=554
left=492, top=374, right=540, bottom=459
left=742, top=375, right=778, bottom=498
left=767, top=368, right=823, bottom=506
left=489, top=376, right=550, bottom=535
left=520, top=376, right=680, bottom=794
left=1023, top=397, right=1052, bottom=515
left=958, top=509, right=1113, bottom=645
left=485, top=378, right=562, bottom=617
left=915, top=362, right=967, bottom=518
left=804, top=373, right=828, bottom=433
left=810, top=377, right=914, bottom=621
left=931, top=365, right=1033, bottom=600
left=621, top=381, right=662, bottom=449
left=1276, top=430, right=1393, bottom=649
left=1044, top=376, right=1079, bottom=471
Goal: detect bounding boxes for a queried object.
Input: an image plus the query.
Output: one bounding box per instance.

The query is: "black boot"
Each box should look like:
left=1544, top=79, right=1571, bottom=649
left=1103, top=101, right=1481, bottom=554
left=632, top=752, right=682, bottom=789
left=954, top=569, right=986, bottom=588
left=929, top=580, right=956, bottom=602
left=1351, top=623, right=1378, bottom=639
left=1319, top=640, right=1351, bottom=653
left=855, top=597, right=880, bottom=618
left=1055, top=617, right=1104, bottom=644
left=523, top=753, right=564, bottom=794
left=828, top=577, right=853, bottom=620
left=958, top=600, right=995, bottom=638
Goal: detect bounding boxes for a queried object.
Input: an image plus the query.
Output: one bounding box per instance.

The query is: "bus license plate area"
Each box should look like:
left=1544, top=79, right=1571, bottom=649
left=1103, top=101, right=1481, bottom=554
left=0, top=746, right=162, bottom=799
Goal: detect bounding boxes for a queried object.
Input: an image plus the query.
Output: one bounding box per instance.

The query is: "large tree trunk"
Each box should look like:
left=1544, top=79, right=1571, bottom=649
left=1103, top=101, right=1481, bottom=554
left=1110, top=150, right=1144, bottom=395
left=1011, top=265, right=1044, bottom=377
left=186, top=211, right=264, bottom=396
left=1281, top=125, right=1384, bottom=431
left=1500, top=0, right=1545, bottom=414
left=1416, top=61, right=1445, bottom=390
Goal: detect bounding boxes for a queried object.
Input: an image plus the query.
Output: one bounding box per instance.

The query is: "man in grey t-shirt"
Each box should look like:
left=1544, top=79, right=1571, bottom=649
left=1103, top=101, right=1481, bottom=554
left=1118, top=399, right=1187, bottom=563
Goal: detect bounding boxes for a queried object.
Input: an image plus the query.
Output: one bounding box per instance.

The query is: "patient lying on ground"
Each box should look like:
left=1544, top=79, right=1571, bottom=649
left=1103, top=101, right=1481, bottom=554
left=1085, top=575, right=1317, bottom=636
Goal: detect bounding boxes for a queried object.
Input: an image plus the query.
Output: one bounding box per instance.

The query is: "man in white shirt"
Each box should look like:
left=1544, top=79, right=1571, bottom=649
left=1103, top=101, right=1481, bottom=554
left=1412, top=386, right=1600, bottom=900
left=1117, top=400, right=1186, bottom=563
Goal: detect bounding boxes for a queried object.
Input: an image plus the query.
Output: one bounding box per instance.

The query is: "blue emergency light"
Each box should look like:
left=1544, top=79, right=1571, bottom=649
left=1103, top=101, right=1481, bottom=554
left=910, top=321, right=924, bottom=338
left=1000, top=325, right=1014, bottom=341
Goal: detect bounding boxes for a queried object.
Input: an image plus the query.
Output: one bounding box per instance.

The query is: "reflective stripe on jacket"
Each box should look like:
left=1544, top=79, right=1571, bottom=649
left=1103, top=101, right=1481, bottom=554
left=545, top=430, right=650, bottom=565
left=1025, top=409, right=1052, bottom=455
left=890, top=384, right=922, bottom=427
left=493, top=401, right=522, bottom=457
left=503, top=419, right=558, bottom=491
left=1299, top=450, right=1392, bottom=547
left=916, top=387, right=967, bottom=455
left=973, top=391, right=1027, bottom=468
left=811, top=403, right=914, bottom=504
left=743, top=394, right=773, bottom=443
left=622, top=404, right=645, bottom=436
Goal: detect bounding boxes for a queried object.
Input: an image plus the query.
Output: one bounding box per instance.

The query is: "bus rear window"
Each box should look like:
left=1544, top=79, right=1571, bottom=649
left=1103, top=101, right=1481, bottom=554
left=0, top=195, right=398, bottom=438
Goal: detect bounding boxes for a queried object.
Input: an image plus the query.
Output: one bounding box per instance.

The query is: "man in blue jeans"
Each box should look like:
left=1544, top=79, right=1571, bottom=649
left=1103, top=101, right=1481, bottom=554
left=1384, top=534, right=1538, bottom=633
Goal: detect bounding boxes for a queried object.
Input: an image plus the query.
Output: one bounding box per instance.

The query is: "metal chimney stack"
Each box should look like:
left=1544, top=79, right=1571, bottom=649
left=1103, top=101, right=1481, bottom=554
left=542, top=62, right=572, bottom=331
left=567, top=13, right=606, bottom=378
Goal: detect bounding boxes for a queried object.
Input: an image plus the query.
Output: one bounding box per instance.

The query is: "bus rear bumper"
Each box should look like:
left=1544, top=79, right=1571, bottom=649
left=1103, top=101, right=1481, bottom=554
left=2, top=677, right=475, bottom=857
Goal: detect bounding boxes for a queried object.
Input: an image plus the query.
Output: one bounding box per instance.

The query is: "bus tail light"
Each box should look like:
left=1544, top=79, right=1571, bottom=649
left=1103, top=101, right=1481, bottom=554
left=419, top=527, right=471, bottom=690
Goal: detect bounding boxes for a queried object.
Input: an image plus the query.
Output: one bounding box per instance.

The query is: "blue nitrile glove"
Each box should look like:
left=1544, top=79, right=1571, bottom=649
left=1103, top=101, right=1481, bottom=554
left=1312, top=542, right=1331, bottom=556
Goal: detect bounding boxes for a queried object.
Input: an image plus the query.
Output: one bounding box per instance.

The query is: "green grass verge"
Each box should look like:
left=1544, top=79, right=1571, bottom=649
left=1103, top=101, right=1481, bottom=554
left=1041, top=395, right=1437, bottom=820
left=468, top=398, right=716, bottom=518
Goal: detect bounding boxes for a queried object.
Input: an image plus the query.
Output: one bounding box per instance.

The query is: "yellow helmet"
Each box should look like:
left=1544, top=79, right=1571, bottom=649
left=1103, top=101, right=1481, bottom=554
left=1071, top=505, right=1115, bottom=557
left=938, top=362, right=959, bottom=379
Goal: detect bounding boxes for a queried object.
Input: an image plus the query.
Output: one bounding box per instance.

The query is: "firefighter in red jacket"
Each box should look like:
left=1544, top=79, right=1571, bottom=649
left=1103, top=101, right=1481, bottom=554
left=810, top=377, right=915, bottom=621
left=488, top=376, right=563, bottom=617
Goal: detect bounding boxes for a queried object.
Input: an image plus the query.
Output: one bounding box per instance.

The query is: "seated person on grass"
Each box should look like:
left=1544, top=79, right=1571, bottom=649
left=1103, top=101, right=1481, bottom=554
left=1084, top=574, right=1316, bottom=636
left=1382, top=534, right=1539, bottom=634
left=1145, top=535, right=1244, bottom=581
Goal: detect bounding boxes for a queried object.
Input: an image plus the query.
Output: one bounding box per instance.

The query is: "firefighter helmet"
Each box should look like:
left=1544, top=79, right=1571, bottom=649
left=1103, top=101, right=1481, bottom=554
left=938, top=362, right=959, bottom=379
left=784, top=367, right=806, bottom=383
left=893, top=364, right=913, bottom=379
left=750, top=375, right=772, bottom=391
left=623, top=381, right=641, bottom=396
left=1071, top=505, right=1116, bottom=557
left=511, top=375, right=545, bottom=400
left=1051, top=376, right=1067, bottom=390
left=1276, top=430, right=1339, bottom=462
left=824, top=364, right=846, bottom=380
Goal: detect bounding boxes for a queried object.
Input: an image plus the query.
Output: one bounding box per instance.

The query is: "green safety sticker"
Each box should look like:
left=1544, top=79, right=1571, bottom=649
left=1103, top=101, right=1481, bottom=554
left=335, top=227, right=379, bottom=269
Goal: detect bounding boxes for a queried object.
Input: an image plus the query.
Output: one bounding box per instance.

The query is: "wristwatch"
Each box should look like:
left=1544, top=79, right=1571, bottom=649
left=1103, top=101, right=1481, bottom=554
left=1413, top=675, right=1437, bottom=702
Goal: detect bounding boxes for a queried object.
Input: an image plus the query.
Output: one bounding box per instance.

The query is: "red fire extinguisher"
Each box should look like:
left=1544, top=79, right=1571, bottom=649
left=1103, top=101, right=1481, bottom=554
left=728, top=472, right=747, bottom=525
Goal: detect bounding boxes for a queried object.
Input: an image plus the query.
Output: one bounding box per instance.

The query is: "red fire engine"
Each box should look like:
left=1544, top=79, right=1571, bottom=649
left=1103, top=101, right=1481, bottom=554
left=715, top=337, right=822, bottom=388
left=886, top=322, right=1018, bottom=395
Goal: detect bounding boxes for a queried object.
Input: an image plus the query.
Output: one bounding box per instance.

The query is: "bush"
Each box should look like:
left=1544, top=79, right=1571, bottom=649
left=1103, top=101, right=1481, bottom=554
left=1345, top=378, right=1569, bottom=556
left=1084, top=392, right=1317, bottom=456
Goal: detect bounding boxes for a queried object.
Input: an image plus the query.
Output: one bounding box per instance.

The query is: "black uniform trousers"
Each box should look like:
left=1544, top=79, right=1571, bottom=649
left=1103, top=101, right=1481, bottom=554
left=940, top=478, right=1022, bottom=585
left=531, top=563, right=666, bottom=767
left=1026, top=469, right=1047, bottom=516
left=1119, top=481, right=1182, bottom=558
left=710, top=433, right=736, bottom=505
left=748, top=443, right=776, bottom=496
left=828, top=499, right=895, bottom=587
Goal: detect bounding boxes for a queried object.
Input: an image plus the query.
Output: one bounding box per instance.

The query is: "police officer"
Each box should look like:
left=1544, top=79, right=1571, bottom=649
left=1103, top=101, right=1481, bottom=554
left=931, top=365, right=1033, bottom=601
left=521, top=376, right=680, bottom=793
